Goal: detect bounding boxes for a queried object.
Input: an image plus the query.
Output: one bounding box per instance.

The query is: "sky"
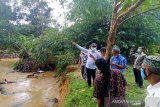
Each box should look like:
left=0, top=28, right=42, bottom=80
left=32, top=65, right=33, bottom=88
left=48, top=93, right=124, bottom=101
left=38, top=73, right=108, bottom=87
left=44, top=0, right=73, bottom=27
left=46, top=0, right=69, bottom=26
left=10, top=0, right=73, bottom=27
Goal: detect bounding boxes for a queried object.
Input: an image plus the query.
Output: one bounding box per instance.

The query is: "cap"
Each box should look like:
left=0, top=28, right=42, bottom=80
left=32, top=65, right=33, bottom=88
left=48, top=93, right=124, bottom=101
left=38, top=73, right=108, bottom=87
left=112, top=47, right=120, bottom=53
left=143, top=55, right=160, bottom=74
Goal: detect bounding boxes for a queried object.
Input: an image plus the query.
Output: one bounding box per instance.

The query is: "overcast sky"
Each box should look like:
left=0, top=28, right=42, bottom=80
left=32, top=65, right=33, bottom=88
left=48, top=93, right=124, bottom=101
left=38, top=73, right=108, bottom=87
left=10, top=0, right=73, bottom=27
left=46, top=0, right=72, bottom=27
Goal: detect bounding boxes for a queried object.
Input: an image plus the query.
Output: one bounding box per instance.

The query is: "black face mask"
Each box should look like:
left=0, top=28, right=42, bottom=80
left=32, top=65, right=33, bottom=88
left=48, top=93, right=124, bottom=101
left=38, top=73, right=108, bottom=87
left=141, top=68, right=152, bottom=80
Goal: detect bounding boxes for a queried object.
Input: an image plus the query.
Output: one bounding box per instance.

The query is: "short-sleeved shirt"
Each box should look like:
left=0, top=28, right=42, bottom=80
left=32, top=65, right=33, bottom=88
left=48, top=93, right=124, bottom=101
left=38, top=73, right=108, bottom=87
left=111, top=55, right=127, bottom=74
left=93, top=69, right=127, bottom=99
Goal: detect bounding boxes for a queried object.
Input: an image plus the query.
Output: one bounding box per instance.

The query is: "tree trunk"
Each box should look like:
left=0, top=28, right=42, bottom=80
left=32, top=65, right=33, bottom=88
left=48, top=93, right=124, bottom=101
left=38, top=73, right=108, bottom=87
left=104, top=0, right=145, bottom=61
left=104, top=10, right=118, bottom=61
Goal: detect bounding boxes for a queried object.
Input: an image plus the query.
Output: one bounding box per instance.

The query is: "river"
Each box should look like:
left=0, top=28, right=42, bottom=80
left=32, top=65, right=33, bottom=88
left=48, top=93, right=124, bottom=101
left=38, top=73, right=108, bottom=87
left=0, top=58, right=60, bottom=107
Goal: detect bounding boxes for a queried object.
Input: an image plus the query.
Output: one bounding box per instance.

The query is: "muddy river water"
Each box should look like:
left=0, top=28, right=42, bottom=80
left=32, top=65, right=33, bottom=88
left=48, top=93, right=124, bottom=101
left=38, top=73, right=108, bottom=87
left=0, top=59, right=60, bottom=107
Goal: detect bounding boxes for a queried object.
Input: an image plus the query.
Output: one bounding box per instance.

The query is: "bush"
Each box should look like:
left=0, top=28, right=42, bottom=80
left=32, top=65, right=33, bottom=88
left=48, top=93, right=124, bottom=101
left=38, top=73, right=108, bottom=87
left=55, top=51, right=77, bottom=77
left=20, top=28, right=78, bottom=75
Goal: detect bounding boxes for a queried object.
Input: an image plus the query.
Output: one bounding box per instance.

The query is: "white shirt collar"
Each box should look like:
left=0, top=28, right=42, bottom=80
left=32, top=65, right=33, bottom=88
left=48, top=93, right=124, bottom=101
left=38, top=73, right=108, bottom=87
left=147, top=82, right=160, bottom=96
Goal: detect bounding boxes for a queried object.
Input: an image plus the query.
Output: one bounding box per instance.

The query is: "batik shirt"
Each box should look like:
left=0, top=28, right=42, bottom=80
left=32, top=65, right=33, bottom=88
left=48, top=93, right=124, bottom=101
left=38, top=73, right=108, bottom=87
left=111, top=55, right=127, bottom=74
left=134, top=52, right=146, bottom=70
left=93, top=69, right=127, bottom=99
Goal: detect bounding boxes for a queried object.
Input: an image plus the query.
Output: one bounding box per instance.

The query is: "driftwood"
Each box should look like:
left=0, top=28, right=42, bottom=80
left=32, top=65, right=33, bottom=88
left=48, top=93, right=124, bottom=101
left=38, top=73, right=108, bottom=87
left=26, top=71, right=46, bottom=78
left=0, top=79, right=16, bottom=84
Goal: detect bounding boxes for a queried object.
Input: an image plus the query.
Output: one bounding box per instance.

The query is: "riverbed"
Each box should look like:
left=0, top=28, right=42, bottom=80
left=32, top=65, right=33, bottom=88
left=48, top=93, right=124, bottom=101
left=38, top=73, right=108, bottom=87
left=0, top=58, right=60, bottom=107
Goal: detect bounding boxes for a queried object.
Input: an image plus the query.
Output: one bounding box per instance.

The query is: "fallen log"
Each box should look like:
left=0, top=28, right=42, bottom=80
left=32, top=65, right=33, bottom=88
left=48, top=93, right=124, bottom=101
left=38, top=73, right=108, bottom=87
left=0, top=79, right=26, bottom=84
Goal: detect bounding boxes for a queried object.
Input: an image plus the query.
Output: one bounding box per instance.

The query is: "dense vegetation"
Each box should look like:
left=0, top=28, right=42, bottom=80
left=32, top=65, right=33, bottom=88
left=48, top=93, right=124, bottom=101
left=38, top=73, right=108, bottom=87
left=0, top=0, right=160, bottom=74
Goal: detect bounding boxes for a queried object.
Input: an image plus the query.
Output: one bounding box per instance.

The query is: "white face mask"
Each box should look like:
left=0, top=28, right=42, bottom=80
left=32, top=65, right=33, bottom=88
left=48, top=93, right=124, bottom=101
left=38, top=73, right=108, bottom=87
left=137, top=49, right=142, bottom=53
left=91, top=47, right=97, bottom=51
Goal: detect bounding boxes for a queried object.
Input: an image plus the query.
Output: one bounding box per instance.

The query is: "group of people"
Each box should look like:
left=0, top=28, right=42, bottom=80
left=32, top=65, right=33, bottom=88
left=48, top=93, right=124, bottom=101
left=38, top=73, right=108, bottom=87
left=71, top=41, right=160, bottom=107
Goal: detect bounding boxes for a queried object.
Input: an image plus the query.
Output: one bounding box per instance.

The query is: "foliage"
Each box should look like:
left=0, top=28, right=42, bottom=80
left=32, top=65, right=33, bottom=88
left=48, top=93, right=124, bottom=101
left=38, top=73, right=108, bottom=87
left=55, top=51, right=76, bottom=77
left=146, top=45, right=160, bottom=55
left=0, top=0, right=160, bottom=74
left=0, top=0, right=78, bottom=73
left=25, top=28, right=77, bottom=74
left=60, top=0, right=160, bottom=56
left=0, top=0, right=52, bottom=51
left=30, top=28, right=69, bottom=63
left=15, top=34, right=35, bottom=52
left=63, top=20, right=110, bottom=49
left=63, top=0, right=112, bottom=22
left=116, top=14, right=160, bottom=55
left=0, top=0, right=17, bottom=51
left=12, top=0, right=53, bottom=36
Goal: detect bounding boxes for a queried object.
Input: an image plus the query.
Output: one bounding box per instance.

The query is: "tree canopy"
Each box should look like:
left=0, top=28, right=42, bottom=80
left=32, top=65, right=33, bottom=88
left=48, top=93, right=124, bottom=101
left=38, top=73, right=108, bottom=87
left=0, top=0, right=160, bottom=73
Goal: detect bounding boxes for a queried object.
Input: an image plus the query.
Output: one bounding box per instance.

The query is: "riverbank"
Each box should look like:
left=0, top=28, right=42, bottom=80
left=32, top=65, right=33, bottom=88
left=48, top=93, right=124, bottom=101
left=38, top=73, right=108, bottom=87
left=56, top=64, right=79, bottom=107
left=0, top=59, right=149, bottom=107
left=63, top=65, right=149, bottom=107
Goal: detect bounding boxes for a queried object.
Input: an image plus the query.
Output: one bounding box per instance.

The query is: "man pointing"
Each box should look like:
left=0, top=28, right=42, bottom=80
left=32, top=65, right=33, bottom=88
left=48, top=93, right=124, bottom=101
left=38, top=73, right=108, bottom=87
left=71, top=41, right=101, bottom=87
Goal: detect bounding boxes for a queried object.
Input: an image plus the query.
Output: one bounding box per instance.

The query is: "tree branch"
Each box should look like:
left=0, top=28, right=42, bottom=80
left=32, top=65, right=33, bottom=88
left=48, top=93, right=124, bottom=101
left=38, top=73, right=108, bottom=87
left=117, top=0, right=144, bottom=21
left=117, top=0, right=126, bottom=14
left=113, top=0, right=118, bottom=7
left=113, top=0, right=119, bottom=12
left=119, top=6, right=160, bottom=25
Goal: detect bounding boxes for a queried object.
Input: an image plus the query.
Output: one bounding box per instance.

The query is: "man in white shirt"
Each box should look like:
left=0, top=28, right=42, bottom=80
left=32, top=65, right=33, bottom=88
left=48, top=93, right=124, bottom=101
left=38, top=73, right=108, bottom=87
left=141, top=56, right=160, bottom=107
left=71, top=41, right=101, bottom=87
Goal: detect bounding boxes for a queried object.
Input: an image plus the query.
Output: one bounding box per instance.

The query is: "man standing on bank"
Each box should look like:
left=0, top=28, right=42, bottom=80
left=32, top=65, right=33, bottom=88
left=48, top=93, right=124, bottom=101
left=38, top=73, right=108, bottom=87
left=71, top=41, right=101, bottom=87
left=133, top=47, right=146, bottom=88
left=110, top=47, right=127, bottom=75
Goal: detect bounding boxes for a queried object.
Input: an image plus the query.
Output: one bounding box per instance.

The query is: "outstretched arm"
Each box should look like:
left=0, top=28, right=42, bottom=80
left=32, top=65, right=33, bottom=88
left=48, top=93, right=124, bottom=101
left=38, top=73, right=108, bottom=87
left=71, top=41, right=88, bottom=54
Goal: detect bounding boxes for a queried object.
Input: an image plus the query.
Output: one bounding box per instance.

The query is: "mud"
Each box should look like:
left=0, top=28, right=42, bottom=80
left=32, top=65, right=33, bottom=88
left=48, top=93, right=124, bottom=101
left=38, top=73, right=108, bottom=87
left=0, top=59, right=60, bottom=107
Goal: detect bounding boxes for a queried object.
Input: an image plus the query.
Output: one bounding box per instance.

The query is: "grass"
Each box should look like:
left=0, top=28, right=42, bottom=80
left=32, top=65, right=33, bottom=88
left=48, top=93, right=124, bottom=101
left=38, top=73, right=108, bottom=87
left=64, top=65, right=149, bottom=107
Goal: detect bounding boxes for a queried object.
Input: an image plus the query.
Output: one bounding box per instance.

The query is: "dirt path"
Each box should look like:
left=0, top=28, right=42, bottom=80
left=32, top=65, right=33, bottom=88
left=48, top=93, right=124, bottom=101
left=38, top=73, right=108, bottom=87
left=0, top=59, right=60, bottom=107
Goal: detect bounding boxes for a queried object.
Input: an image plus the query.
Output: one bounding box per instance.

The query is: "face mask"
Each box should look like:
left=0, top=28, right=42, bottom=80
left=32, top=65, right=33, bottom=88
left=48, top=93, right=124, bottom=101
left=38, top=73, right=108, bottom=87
left=141, top=68, right=152, bottom=80
left=137, top=49, right=142, bottom=53
left=141, top=68, right=147, bottom=80
left=91, top=47, right=97, bottom=51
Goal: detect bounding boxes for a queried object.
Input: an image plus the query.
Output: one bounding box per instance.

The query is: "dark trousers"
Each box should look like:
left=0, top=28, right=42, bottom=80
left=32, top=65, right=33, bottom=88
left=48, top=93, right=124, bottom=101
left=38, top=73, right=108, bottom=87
left=133, top=68, right=143, bottom=87
left=86, top=68, right=96, bottom=87
left=81, top=65, right=87, bottom=79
